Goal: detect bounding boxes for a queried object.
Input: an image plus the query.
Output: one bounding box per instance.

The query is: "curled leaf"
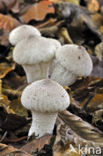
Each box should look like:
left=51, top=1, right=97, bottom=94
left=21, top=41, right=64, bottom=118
left=59, top=110, right=103, bottom=145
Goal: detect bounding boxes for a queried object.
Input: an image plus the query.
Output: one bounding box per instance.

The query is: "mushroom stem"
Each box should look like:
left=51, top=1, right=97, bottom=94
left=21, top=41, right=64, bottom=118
left=28, top=111, right=57, bottom=137
left=48, top=60, right=77, bottom=86
left=23, top=61, right=52, bottom=83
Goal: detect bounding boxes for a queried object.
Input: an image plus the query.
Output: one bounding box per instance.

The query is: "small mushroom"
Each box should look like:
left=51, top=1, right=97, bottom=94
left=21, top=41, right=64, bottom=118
left=21, top=79, right=70, bottom=137
left=48, top=44, right=93, bottom=86
left=13, top=36, right=61, bottom=83
left=9, top=25, right=41, bottom=46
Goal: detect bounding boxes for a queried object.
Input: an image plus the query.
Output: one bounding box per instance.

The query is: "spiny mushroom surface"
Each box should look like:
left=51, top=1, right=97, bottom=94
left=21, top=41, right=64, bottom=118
left=21, top=79, right=70, bottom=137
left=48, top=44, right=93, bottom=86
left=13, top=36, right=61, bottom=83
left=9, top=25, right=41, bottom=46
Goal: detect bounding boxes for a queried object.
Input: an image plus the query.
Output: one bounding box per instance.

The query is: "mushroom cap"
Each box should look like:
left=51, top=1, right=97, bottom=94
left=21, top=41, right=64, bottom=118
left=9, top=25, right=41, bottom=45
left=48, top=38, right=61, bottom=49
left=21, top=79, right=70, bottom=113
left=56, top=44, right=93, bottom=76
left=13, top=36, right=61, bottom=65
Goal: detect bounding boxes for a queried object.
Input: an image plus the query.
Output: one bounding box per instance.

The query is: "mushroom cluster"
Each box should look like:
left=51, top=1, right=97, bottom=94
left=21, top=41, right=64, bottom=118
left=9, top=25, right=93, bottom=138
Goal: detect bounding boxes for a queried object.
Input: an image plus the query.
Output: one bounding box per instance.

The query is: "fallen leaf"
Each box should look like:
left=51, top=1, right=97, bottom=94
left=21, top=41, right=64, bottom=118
left=59, top=110, right=103, bottom=144
left=95, top=41, right=103, bottom=60
left=0, top=106, right=28, bottom=132
left=0, top=61, right=15, bottom=79
left=54, top=2, right=102, bottom=46
left=88, top=0, right=100, bottom=12
left=82, top=94, right=103, bottom=112
left=91, top=13, right=103, bottom=28
left=0, top=143, right=32, bottom=156
left=19, top=1, right=55, bottom=23
left=3, top=71, right=26, bottom=90
left=0, top=94, right=15, bottom=114
left=10, top=98, right=28, bottom=117
left=0, top=30, right=9, bottom=46
left=49, top=0, right=79, bottom=5
left=0, top=13, right=20, bottom=32
left=21, top=134, right=52, bottom=154
left=99, top=25, right=103, bottom=34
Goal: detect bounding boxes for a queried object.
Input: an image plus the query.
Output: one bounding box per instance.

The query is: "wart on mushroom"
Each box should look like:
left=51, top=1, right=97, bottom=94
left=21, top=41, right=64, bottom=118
left=9, top=25, right=41, bottom=46
left=48, top=44, right=93, bottom=86
left=21, top=79, right=70, bottom=137
left=13, top=36, right=61, bottom=83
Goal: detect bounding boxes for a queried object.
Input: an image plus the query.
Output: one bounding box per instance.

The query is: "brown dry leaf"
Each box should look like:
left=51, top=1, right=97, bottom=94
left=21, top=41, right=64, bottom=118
left=91, top=13, right=103, bottom=28
left=49, top=0, right=79, bottom=5
left=0, top=30, right=9, bottom=46
left=0, top=62, right=15, bottom=79
left=95, top=41, right=103, bottom=61
left=0, top=79, right=14, bottom=114
left=3, top=88, right=22, bottom=98
left=21, top=134, right=52, bottom=154
left=10, top=98, right=28, bottom=117
left=0, top=14, right=20, bottom=32
left=59, top=110, right=103, bottom=145
left=3, top=71, right=26, bottom=90
left=54, top=2, right=102, bottom=46
left=99, top=25, right=103, bottom=34
left=0, top=94, right=15, bottom=114
left=19, top=1, right=55, bottom=23
left=0, top=143, right=32, bottom=156
left=88, top=0, right=100, bottom=12
left=0, top=98, right=28, bottom=132
left=0, top=135, right=27, bottom=144
left=81, top=93, right=103, bottom=112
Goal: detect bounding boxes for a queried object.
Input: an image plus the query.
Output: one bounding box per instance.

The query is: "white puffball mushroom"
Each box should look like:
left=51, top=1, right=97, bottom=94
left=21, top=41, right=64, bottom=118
left=13, top=36, right=61, bottom=83
left=21, top=79, right=70, bottom=137
left=48, top=44, right=93, bottom=86
left=9, top=25, right=41, bottom=45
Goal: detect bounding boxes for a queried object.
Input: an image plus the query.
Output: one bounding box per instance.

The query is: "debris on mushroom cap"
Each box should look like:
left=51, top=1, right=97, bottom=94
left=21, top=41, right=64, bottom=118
left=13, top=36, right=61, bottom=65
left=56, top=44, right=93, bottom=76
left=9, top=25, right=41, bottom=45
left=21, top=79, right=70, bottom=112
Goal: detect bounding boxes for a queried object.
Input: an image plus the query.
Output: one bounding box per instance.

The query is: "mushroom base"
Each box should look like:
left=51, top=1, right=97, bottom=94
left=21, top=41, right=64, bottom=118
left=28, top=111, right=57, bottom=137
left=48, top=60, right=77, bottom=86
left=23, top=61, right=51, bottom=83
